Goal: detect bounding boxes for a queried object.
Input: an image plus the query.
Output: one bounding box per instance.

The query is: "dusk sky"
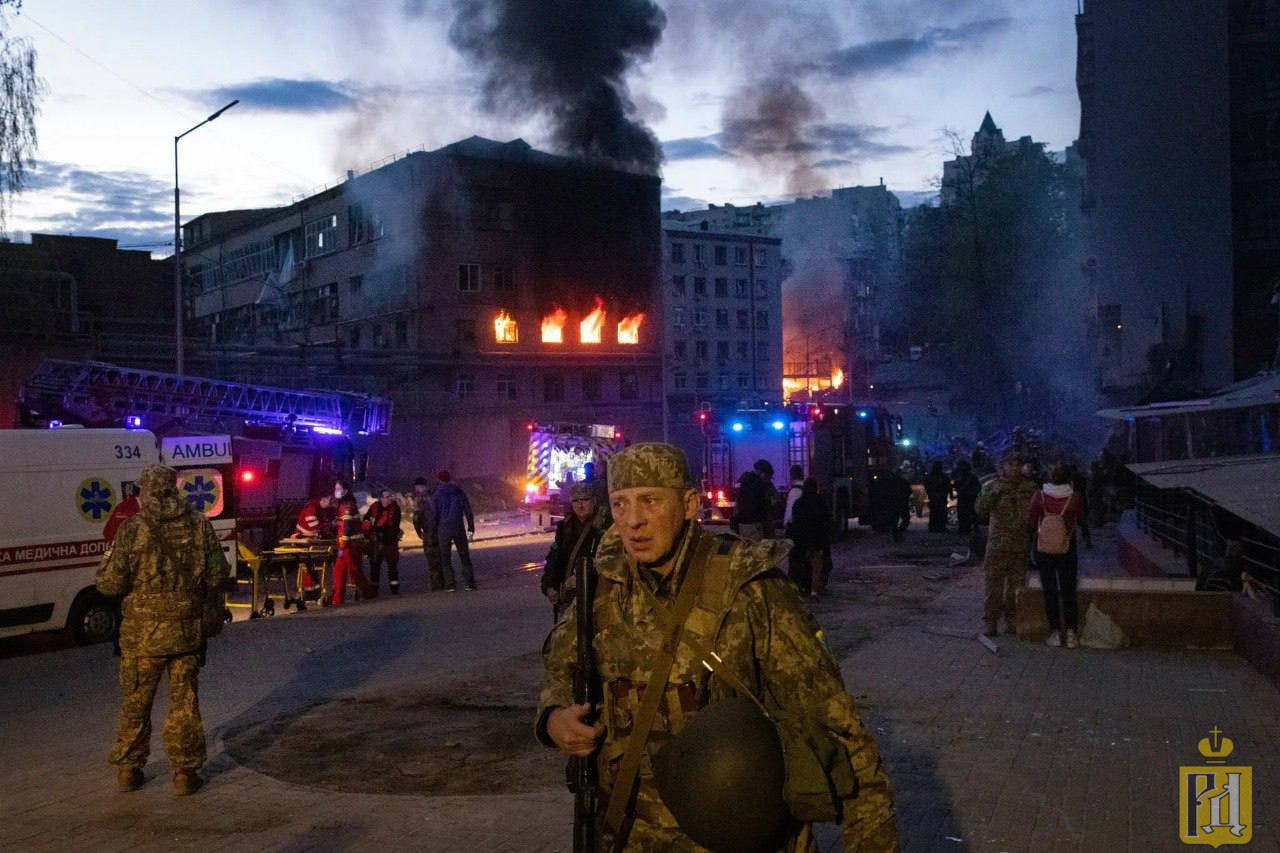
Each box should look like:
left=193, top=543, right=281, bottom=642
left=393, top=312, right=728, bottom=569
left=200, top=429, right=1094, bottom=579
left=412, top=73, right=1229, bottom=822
left=8, top=0, right=1080, bottom=251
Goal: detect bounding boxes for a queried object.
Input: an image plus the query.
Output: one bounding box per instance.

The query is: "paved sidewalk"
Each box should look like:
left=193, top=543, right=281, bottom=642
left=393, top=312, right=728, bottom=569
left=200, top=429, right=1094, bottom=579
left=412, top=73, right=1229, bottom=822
left=1, top=529, right=1277, bottom=852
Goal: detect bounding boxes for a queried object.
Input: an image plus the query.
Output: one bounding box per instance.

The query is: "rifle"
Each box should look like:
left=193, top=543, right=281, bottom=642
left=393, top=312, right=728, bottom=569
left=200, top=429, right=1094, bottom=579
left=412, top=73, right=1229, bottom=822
left=568, top=530, right=601, bottom=853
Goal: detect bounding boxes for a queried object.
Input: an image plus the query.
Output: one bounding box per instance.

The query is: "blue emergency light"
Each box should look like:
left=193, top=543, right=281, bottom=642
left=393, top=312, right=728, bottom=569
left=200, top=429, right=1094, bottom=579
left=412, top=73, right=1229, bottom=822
left=857, top=410, right=869, bottom=420
left=770, top=420, right=785, bottom=431
left=731, top=422, right=745, bottom=433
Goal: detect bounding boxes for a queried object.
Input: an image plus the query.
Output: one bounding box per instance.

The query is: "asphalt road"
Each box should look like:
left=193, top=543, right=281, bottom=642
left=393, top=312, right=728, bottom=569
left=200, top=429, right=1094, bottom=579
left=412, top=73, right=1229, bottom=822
left=0, top=533, right=555, bottom=659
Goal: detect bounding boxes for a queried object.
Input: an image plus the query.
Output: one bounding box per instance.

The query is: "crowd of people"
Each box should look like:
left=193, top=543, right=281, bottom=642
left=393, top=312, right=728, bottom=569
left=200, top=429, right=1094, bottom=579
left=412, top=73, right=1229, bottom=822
left=290, top=469, right=478, bottom=604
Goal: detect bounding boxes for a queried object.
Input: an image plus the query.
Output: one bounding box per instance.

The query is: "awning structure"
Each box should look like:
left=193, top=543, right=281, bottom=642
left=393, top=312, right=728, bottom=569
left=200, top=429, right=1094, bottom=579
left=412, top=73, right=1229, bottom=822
left=1128, top=454, right=1280, bottom=536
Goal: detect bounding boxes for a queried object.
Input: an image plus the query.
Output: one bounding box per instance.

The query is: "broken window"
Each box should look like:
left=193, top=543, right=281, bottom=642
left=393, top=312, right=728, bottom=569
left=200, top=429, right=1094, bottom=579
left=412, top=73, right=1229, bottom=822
left=304, top=214, right=338, bottom=259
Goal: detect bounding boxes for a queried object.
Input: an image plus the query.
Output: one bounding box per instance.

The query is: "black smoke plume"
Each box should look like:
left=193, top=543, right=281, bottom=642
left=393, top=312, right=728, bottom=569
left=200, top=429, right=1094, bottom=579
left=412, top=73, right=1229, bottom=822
left=719, top=78, right=824, bottom=196
left=448, top=0, right=666, bottom=174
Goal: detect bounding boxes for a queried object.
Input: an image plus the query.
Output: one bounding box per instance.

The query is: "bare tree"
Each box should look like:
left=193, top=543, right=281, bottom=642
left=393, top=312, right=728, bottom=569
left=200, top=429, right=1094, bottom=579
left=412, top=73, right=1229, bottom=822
left=0, top=0, right=43, bottom=232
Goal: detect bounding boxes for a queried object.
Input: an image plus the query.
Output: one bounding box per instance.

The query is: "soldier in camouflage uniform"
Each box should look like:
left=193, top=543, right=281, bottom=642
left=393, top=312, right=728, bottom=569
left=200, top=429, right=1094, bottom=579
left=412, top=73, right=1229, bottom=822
left=95, top=465, right=230, bottom=796
left=977, top=453, right=1038, bottom=636
left=537, top=443, right=899, bottom=852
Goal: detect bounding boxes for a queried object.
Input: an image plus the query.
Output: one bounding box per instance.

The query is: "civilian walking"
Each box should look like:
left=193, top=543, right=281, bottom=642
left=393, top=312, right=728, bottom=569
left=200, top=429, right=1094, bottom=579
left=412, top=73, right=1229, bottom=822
left=1029, top=464, right=1084, bottom=648
left=432, top=470, right=476, bottom=591
left=787, top=477, right=831, bottom=598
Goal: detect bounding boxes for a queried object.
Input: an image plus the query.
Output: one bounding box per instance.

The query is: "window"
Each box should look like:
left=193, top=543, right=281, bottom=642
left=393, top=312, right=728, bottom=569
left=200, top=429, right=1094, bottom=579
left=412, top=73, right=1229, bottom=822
left=717, top=373, right=730, bottom=390
left=738, top=373, right=750, bottom=389
left=304, top=214, right=338, bottom=258
left=737, top=341, right=749, bottom=359
left=674, top=371, right=688, bottom=390
left=544, top=374, right=565, bottom=403
left=219, top=239, right=274, bottom=284
left=735, top=278, right=748, bottom=298
left=308, top=283, right=339, bottom=325
left=349, top=274, right=363, bottom=294
left=755, top=310, right=769, bottom=329
left=716, top=340, right=729, bottom=359
left=715, top=309, right=729, bottom=330
left=455, top=373, right=475, bottom=399
left=695, top=339, right=708, bottom=360
left=714, top=277, right=728, bottom=297
left=755, top=341, right=769, bottom=360
left=737, top=309, right=749, bottom=330
left=754, top=247, right=767, bottom=267
left=347, top=203, right=384, bottom=245
left=583, top=371, right=602, bottom=402
left=454, top=318, right=475, bottom=345
left=695, top=373, right=709, bottom=389
left=395, top=317, right=408, bottom=346
left=670, top=242, right=685, bottom=263
left=714, top=245, right=727, bottom=265
left=458, top=263, right=480, bottom=292
left=373, top=324, right=387, bottom=347
left=693, top=244, right=705, bottom=263
left=672, top=274, right=686, bottom=295
left=694, top=277, right=707, bottom=296
left=734, top=246, right=748, bottom=266
left=493, top=267, right=514, bottom=291
left=755, top=280, right=768, bottom=299
left=620, top=370, right=640, bottom=401
left=496, top=375, right=517, bottom=401
left=674, top=339, right=687, bottom=358
left=672, top=306, right=685, bottom=330
left=694, top=309, right=708, bottom=330
left=348, top=325, right=361, bottom=348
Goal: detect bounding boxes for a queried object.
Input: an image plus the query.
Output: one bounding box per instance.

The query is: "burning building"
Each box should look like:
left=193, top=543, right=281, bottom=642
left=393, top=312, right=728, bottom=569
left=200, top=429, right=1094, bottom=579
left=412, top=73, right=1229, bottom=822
left=183, top=136, right=662, bottom=484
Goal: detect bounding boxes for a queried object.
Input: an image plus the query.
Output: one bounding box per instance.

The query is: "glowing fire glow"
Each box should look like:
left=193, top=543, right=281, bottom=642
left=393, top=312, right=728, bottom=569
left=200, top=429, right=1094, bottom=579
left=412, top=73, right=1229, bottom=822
left=541, top=306, right=567, bottom=344
left=494, top=310, right=518, bottom=343
left=617, top=312, right=644, bottom=345
left=580, top=298, right=604, bottom=344
left=832, top=367, right=844, bottom=389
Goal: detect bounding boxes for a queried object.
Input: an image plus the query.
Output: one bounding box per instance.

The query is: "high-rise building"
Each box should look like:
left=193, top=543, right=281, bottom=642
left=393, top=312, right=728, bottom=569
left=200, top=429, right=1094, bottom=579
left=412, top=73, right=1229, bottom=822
left=1076, top=0, right=1279, bottom=394
left=182, top=136, right=663, bottom=482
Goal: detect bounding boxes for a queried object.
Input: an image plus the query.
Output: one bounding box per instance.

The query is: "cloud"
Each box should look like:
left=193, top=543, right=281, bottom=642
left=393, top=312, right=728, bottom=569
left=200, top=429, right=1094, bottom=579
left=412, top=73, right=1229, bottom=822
left=662, top=135, right=726, bottom=160
left=813, top=158, right=852, bottom=169
left=806, top=123, right=914, bottom=157
left=806, top=17, right=1013, bottom=78
left=195, top=78, right=357, bottom=113
left=1011, top=84, right=1059, bottom=98
left=13, top=161, right=178, bottom=251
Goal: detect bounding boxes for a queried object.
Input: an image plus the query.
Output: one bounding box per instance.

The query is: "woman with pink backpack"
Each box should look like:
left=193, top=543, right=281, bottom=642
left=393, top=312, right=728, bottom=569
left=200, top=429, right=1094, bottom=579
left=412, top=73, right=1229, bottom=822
left=1029, top=463, right=1083, bottom=648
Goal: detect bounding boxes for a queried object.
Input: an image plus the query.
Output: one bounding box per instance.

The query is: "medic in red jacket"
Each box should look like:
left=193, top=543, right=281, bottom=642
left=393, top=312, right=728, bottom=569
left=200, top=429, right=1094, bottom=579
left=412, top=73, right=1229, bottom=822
left=103, top=489, right=141, bottom=543
left=294, top=495, right=334, bottom=539
left=331, top=494, right=374, bottom=605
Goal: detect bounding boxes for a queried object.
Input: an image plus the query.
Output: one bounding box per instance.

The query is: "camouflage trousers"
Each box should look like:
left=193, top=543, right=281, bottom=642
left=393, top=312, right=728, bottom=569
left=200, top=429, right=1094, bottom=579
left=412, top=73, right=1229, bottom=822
left=983, top=550, right=1029, bottom=630
left=110, top=653, right=205, bottom=771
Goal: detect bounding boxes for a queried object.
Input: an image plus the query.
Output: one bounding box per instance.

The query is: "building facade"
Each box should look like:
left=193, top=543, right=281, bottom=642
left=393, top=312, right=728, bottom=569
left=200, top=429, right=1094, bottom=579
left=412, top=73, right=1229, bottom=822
left=663, top=183, right=903, bottom=399
left=1076, top=0, right=1279, bottom=394
left=183, top=137, right=663, bottom=486
left=660, top=228, right=784, bottom=476
left=940, top=112, right=1040, bottom=206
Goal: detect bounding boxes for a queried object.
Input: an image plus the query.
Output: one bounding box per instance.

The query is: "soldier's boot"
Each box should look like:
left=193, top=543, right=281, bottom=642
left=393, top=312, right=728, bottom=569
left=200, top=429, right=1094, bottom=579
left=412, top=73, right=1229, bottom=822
left=116, top=767, right=144, bottom=792
left=173, top=771, right=203, bottom=796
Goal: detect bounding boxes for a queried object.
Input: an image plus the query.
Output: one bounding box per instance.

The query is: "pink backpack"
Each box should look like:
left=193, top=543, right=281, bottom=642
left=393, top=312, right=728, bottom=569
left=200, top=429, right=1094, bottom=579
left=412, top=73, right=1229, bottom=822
left=1037, top=496, right=1073, bottom=555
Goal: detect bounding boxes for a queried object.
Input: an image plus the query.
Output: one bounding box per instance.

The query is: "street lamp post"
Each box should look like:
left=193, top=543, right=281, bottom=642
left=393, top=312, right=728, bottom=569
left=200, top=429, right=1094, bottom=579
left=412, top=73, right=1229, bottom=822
left=174, top=99, right=238, bottom=375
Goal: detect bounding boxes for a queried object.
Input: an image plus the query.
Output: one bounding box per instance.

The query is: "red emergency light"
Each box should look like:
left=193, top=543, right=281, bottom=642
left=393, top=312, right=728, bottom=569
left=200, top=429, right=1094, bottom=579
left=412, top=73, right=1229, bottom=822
left=239, top=469, right=257, bottom=484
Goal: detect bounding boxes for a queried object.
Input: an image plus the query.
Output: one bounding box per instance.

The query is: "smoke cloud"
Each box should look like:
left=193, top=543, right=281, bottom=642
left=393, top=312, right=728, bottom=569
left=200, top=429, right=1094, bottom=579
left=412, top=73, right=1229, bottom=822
left=448, top=0, right=666, bottom=174
left=720, top=79, right=825, bottom=196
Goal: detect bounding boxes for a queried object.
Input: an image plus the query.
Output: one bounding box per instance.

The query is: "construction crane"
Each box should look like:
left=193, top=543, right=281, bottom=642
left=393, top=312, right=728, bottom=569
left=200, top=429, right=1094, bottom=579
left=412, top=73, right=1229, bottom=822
left=18, top=359, right=392, bottom=437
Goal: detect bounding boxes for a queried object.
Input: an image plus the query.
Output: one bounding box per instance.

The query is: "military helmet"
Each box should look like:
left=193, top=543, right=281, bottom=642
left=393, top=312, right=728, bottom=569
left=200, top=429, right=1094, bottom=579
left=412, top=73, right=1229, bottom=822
left=653, top=697, right=789, bottom=852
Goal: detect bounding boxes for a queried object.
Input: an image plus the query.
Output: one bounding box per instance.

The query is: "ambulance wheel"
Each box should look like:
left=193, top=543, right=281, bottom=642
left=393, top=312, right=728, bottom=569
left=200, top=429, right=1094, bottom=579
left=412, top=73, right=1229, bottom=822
left=67, top=590, right=118, bottom=646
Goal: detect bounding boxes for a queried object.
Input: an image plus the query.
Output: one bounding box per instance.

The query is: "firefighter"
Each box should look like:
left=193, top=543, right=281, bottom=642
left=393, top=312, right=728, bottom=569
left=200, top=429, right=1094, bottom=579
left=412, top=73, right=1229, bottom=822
left=331, top=494, right=375, bottom=605
left=365, top=488, right=403, bottom=595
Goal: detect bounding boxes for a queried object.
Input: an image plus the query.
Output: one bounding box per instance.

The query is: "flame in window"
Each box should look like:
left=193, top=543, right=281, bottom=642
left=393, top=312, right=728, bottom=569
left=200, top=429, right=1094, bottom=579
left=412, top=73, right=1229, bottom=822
left=541, top=306, right=567, bottom=343
left=494, top=309, right=518, bottom=343
left=832, top=367, right=844, bottom=389
left=580, top=297, right=604, bottom=344
left=617, top=312, right=644, bottom=345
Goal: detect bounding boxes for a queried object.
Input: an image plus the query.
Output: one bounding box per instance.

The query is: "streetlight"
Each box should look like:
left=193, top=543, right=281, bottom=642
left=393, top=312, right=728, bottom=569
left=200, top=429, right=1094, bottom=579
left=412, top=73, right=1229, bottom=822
left=174, top=98, right=238, bottom=375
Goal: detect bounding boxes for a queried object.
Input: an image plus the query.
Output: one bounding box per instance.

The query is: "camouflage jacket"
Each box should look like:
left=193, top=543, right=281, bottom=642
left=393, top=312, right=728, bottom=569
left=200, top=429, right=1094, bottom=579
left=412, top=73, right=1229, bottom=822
left=976, top=476, right=1037, bottom=555
left=96, top=492, right=230, bottom=657
left=537, top=523, right=899, bottom=852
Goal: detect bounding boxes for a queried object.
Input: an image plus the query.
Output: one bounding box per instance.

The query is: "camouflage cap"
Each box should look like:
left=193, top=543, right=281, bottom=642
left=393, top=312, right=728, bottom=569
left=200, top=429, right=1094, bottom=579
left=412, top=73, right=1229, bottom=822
left=607, top=443, right=690, bottom=494
left=138, top=464, right=178, bottom=493
left=570, top=482, right=596, bottom=501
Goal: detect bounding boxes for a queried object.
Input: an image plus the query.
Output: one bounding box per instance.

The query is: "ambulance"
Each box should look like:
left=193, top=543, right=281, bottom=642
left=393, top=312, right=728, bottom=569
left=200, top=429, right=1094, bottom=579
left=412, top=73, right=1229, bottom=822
left=0, top=427, right=159, bottom=644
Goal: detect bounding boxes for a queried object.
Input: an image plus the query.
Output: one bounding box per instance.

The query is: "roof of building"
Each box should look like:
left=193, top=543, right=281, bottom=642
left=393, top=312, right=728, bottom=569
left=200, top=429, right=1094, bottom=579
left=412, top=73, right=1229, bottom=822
left=978, top=111, right=999, bottom=134
left=1128, top=454, right=1280, bottom=535
left=1098, top=372, right=1280, bottom=419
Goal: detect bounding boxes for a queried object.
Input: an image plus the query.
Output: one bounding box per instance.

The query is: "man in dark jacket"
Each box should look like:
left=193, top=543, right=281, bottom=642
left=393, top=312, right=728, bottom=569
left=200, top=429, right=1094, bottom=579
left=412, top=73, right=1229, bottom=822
left=731, top=459, right=774, bottom=541
left=432, top=470, right=476, bottom=591
left=953, top=460, right=981, bottom=534
left=539, top=483, right=602, bottom=620
left=365, top=488, right=403, bottom=595
left=923, top=462, right=953, bottom=533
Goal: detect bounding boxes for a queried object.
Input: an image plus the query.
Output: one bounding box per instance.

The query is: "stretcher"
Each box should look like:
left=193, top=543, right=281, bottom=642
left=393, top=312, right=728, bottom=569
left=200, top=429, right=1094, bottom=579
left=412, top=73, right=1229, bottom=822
left=234, top=539, right=336, bottom=618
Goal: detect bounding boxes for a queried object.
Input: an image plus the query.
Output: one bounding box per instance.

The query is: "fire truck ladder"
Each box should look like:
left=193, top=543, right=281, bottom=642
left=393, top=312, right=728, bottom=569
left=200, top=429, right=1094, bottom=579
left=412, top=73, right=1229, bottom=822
left=21, top=359, right=392, bottom=436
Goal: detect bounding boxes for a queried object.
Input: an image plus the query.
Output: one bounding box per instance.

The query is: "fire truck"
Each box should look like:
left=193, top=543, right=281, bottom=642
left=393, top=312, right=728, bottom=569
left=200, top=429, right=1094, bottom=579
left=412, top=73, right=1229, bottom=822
left=523, top=420, right=622, bottom=507
left=17, top=359, right=392, bottom=557
left=700, top=402, right=902, bottom=534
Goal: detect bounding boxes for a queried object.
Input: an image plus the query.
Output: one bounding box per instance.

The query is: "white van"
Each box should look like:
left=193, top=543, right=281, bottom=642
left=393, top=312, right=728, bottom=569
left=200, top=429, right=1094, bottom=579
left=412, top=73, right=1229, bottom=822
left=0, top=427, right=159, bottom=643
